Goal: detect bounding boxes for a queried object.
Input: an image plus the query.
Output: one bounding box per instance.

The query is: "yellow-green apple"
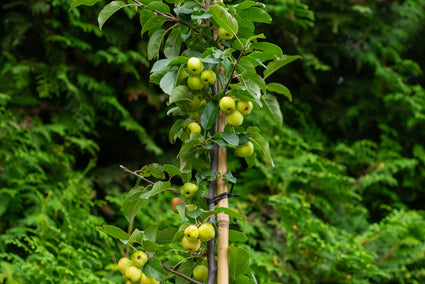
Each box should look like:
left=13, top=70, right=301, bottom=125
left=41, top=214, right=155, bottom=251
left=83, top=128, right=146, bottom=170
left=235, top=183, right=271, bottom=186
left=219, top=96, right=235, bottom=113
left=198, top=223, right=215, bottom=242
left=226, top=110, right=244, bottom=126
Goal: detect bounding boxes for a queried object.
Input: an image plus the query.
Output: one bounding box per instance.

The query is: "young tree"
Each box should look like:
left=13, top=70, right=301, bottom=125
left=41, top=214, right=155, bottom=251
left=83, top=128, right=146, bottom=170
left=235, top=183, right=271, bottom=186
left=71, top=0, right=297, bottom=282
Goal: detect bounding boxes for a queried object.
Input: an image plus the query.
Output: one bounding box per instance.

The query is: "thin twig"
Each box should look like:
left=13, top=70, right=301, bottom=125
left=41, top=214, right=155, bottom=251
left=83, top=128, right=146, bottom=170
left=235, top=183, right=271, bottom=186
left=163, top=265, right=203, bottom=284
left=119, top=165, right=155, bottom=185
left=223, top=45, right=247, bottom=96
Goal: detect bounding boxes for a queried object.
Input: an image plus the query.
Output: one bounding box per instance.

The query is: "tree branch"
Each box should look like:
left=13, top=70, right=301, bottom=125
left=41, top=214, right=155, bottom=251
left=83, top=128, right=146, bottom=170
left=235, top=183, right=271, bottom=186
left=163, top=265, right=203, bottom=284
left=119, top=165, right=155, bottom=185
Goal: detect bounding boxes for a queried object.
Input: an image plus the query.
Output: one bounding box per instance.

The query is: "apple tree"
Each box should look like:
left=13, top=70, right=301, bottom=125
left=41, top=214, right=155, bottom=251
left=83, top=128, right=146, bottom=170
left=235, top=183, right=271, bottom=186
left=71, top=0, right=299, bottom=282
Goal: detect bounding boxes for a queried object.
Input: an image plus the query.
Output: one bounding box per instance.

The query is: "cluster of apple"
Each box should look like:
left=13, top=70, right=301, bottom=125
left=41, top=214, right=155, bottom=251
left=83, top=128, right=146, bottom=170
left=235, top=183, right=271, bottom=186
left=185, top=57, right=217, bottom=91
left=118, top=251, right=158, bottom=284
left=219, top=96, right=255, bottom=158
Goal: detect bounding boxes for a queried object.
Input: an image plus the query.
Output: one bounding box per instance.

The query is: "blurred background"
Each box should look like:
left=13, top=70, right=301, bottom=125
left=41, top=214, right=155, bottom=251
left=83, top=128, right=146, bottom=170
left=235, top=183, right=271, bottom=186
left=1, top=0, right=425, bottom=283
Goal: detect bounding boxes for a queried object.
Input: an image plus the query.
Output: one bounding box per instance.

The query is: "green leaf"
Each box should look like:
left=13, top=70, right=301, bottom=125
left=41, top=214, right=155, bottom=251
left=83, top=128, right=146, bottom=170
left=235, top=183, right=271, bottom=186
left=229, top=244, right=250, bottom=278
left=156, top=228, right=178, bottom=244
left=159, top=70, right=178, bottom=95
left=246, top=126, right=274, bottom=166
left=233, top=1, right=263, bottom=12
left=148, top=29, right=166, bottom=60
left=229, top=230, right=248, bottom=242
left=209, top=6, right=238, bottom=36
left=215, top=207, right=247, bottom=225
left=169, top=85, right=191, bottom=105
left=142, top=239, right=161, bottom=252
left=169, top=119, right=184, bottom=143
left=266, top=82, right=292, bottom=101
left=144, top=257, right=167, bottom=281
left=264, top=55, right=302, bottom=80
left=176, top=202, right=186, bottom=221
left=70, top=0, right=101, bottom=10
left=235, top=274, right=256, bottom=284
left=143, top=224, right=158, bottom=242
left=98, top=1, right=128, bottom=30
left=218, top=132, right=239, bottom=146
left=164, top=28, right=182, bottom=59
left=138, top=163, right=164, bottom=179
left=201, top=101, right=219, bottom=130
left=251, top=42, right=283, bottom=58
left=122, top=229, right=144, bottom=245
left=151, top=58, right=173, bottom=72
left=141, top=10, right=166, bottom=36
left=168, top=56, right=189, bottom=66
left=123, top=187, right=148, bottom=223
left=261, top=93, right=283, bottom=128
left=98, top=225, right=129, bottom=240
left=147, top=1, right=170, bottom=14
left=163, top=164, right=181, bottom=178
left=176, top=260, right=197, bottom=284
left=239, top=7, right=272, bottom=23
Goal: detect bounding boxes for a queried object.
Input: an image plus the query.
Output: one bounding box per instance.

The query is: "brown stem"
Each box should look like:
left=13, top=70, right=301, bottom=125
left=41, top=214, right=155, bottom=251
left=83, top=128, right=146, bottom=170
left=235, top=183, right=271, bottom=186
left=119, top=165, right=155, bottom=185
left=163, top=265, right=203, bottom=284
left=223, top=45, right=247, bottom=96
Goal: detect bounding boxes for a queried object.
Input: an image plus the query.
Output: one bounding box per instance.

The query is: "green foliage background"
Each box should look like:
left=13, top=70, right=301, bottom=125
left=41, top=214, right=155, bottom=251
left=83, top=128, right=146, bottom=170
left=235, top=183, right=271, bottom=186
left=1, top=0, right=425, bottom=283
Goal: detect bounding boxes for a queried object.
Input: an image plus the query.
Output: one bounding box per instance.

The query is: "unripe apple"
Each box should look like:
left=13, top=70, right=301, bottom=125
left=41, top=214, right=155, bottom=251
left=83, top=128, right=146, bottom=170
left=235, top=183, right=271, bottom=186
left=140, top=273, right=159, bottom=284
left=181, top=182, right=198, bottom=199
left=198, top=223, right=215, bottom=242
left=131, top=251, right=147, bottom=268
left=172, top=197, right=185, bottom=213
left=219, top=96, right=236, bottom=113
left=187, top=122, right=201, bottom=133
left=226, top=110, right=244, bottom=127
left=193, top=265, right=208, bottom=282
left=237, top=100, right=253, bottom=115
left=218, top=26, right=233, bottom=40
left=125, top=266, right=142, bottom=283
left=118, top=257, right=132, bottom=274
left=236, top=141, right=254, bottom=158
left=184, top=225, right=200, bottom=240
left=187, top=75, right=204, bottom=91
left=181, top=236, right=201, bottom=251
left=187, top=57, right=204, bottom=75
left=200, top=70, right=216, bottom=85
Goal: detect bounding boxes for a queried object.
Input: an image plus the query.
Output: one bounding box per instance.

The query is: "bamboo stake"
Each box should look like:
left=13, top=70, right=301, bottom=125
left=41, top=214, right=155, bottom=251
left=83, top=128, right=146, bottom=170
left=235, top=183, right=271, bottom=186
left=216, top=110, right=229, bottom=284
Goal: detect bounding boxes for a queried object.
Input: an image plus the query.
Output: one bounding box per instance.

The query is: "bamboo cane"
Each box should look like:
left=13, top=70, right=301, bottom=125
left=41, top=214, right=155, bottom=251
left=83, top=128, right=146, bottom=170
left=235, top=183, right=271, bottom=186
left=216, top=110, right=229, bottom=284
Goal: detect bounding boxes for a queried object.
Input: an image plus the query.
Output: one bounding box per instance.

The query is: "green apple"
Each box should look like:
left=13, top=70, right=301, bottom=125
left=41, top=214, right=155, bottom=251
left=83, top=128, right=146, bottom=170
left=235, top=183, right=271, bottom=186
left=140, top=273, right=159, bottom=284
left=181, top=236, right=201, bottom=252
left=193, top=265, right=208, bottom=282
left=219, top=96, right=236, bottom=113
left=172, top=197, right=185, bottom=213
left=117, top=257, right=132, bottom=274
left=200, top=70, right=217, bottom=85
left=226, top=110, right=244, bottom=127
left=187, top=75, right=204, bottom=91
left=236, top=141, right=254, bottom=158
left=181, top=182, right=198, bottom=199
left=188, top=122, right=201, bottom=133
left=218, top=26, right=233, bottom=40
left=198, top=223, right=215, bottom=242
left=125, top=266, right=142, bottom=283
left=187, top=57, right=204, bottom=75
left=184, top=225, right=200, bottom=240
left=131, top=251, right=147, bottom=268
left=237, top=100, right=253, bottom=115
